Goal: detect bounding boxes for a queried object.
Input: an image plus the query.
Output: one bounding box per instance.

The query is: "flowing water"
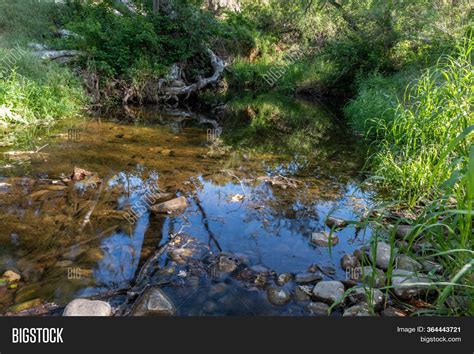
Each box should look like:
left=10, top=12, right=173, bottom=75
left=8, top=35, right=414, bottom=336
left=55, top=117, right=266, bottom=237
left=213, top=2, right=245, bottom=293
left=0, top=102, right=374, bottom=316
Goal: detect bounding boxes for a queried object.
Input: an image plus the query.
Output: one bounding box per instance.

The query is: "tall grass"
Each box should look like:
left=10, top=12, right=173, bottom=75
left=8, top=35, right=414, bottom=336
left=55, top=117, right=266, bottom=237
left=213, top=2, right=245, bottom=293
left=0, top=0, right=86, bottom=146
left=364, top=37, right=473, bottom=207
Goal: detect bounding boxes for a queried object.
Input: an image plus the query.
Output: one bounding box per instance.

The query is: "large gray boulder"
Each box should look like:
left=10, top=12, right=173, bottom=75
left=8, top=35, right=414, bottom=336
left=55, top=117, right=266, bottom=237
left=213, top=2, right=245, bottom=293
left=63, top=299, right=112, bottom=316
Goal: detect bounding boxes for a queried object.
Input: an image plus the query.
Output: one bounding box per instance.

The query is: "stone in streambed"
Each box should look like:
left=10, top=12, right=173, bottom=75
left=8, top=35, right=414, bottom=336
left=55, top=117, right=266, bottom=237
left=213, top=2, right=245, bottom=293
left=369, top=242, right=393, bottom=270
left=326, top=216, right=347, bottom=228
left=391, top=269, right=434, bottom=300
left=348, top=287, right=384, bottom=310
left=63, top=299, right=112, bottom=316
left=312, top=281, right=345, bottom=305
left=310, top=231, right=339, bottom=247
left=9, top=298, right=43, bottom=313
left=307, top=302, right=329, bottom=316
left=294, top=285, right=312, bottom=302
left=343, top=303, right=371, bottom=317
left=341, top=254, right=359, bottom=271
left=267, top=286, right=291, bottom=306
left=2, top=270, right=21, bottom=282
left=131, top=287, right=176, bottom=316
left=277, top=273, right=292, bottom=286
left=295, top=272, right=322, bottom=284
left=151, top=196, right=187, bottom=213
left=396, top=254, right=422, bottom=272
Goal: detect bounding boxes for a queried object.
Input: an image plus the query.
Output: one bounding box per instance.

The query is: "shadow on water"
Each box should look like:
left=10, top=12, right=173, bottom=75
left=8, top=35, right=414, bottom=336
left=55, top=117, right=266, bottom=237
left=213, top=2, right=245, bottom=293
left=0, top=98, right=373, bottom=316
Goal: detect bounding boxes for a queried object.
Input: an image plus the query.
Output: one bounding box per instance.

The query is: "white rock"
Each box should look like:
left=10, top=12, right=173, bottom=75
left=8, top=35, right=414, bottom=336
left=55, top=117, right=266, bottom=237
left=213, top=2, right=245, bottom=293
left=63, top=299, right=112, bottom=316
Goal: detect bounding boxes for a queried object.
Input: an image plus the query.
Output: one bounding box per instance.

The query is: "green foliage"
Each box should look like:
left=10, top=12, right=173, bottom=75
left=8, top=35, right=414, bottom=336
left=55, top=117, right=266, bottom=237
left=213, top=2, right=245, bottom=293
left=362, top=37, right=473, bottom=207
left=0, top=1, right=86, bottom=146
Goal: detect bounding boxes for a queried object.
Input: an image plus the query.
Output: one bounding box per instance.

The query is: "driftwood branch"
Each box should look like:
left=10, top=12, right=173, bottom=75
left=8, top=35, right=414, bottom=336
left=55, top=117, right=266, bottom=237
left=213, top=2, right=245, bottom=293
left=159, top=49, right=225, bottom=101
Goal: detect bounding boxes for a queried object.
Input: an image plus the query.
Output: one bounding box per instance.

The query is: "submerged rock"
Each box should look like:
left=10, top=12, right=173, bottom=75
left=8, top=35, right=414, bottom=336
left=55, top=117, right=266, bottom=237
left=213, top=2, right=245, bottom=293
left=312, top=281, right=345, bottom=305
left=150, top=196, right=188, bottom=213
left=63, top=299, right=112, bottom=317
left=310, top=231, right=339, bottom=247
left=294, top=285, right=312, bottom=302
left=277, top=273, right=292, bottom=286
left=307, top=302, right=329, bottom=316
left=131, top=288, right=176, bottom=316
left=326, top=216, right=347, bottom=228
left=391, top=269, right=434, bottom=300
left=340, top=254, right=359, bottom=271
left=2, top=270, right=21, bottom=282
left=267, top=286, right=291, bottom=306
left=295, top=272, right=322, bottom=284
left=9, top=298, right=43, bottom=313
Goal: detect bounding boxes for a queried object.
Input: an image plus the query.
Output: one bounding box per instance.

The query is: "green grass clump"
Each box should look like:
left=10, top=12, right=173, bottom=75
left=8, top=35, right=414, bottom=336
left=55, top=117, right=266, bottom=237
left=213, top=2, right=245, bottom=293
left=352, top=37, right=473, bottom=207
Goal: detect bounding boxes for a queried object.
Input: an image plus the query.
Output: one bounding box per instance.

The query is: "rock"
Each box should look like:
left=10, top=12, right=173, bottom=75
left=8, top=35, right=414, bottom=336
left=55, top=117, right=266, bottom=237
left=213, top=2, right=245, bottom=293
left=250, top=265, right=270, bottom=273
left=208, top=282, right=228, bottom=298
left=421, top=260, right=443, bottom=274
left=14, top=284, right=41, bottom=304
left=54, top=260, right=74, bottom=268
left=412, top=240, right=433, bottom=253
left=326, top=216, right=347, bottom=228
left=341, top=254, right=359, bottom=271
left=310, top=231, right=339, bottom=247
left=2, top=270, right=21, bottom=282
left=352, top=266, right=386, bottom=288
left=381, top=306, right=406, bottom=317
left=348, top=287, right=384, bottom=310
left=353, top=246, right=370, bottom=262
left=267, top=286, right=291, bottom=306
left=396, top=254, right=422, bottom=272
left=295, top=272, right=322, bottom=284
left=132, top=288, right=176, bottom=316
left=395, top=225, right=413, bottom=239
left=369, top=242, right=393, bottom=270
left=9, top=299, right=42, bottom=313
left=210, top=254, right=239, bottom=277
left=307, top=302, right=329, bottom=316
left=312, top=281, right=345, bottom=305
left=150, top=196, right=187, bottom=213
left=277, top=273, right=292, bottom=286
left=63, top=299, right=112, bottom=316
left=71, top=167, right=92, bottom=181
left=294, top=286, right=312, bottom=302
left=391, top=269, right=434, bottom=300
left=343, top=303, right=371, bottom=316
